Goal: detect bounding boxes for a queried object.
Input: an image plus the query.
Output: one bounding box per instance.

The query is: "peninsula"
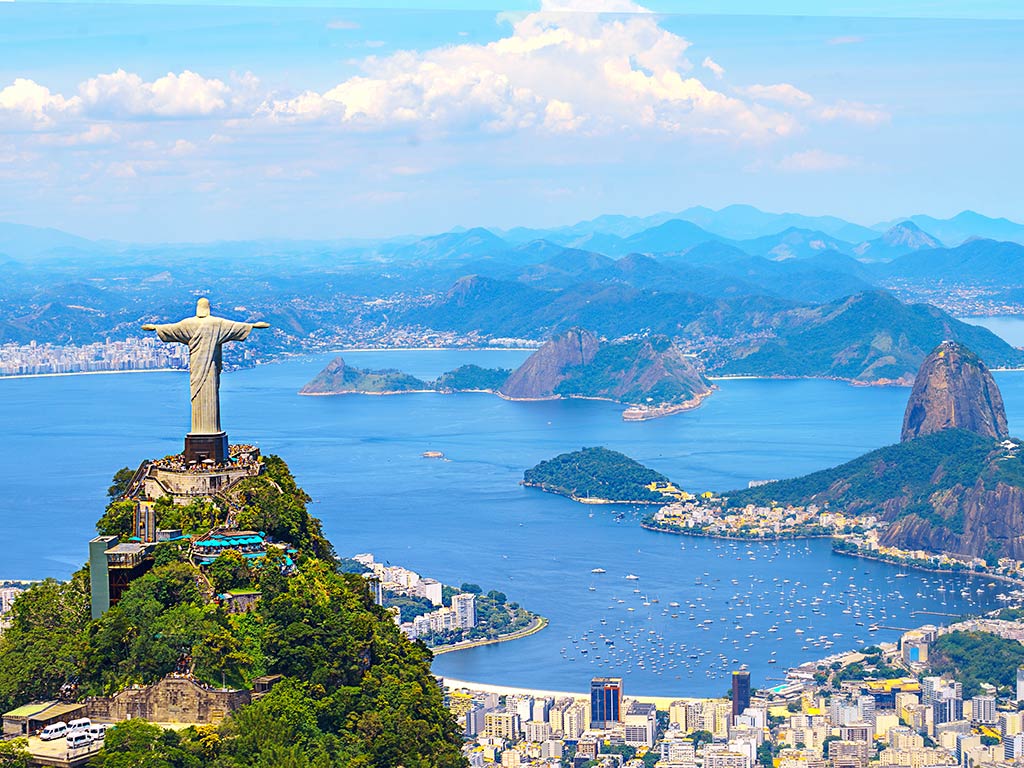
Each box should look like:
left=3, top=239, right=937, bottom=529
left=523, top=446, right=688, bottom=504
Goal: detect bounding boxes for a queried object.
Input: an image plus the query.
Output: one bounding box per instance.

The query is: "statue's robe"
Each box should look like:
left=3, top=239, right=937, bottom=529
left=154, top=316, right=253, bottom=435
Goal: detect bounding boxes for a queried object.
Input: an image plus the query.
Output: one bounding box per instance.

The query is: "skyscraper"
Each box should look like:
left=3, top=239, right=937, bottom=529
left=732, top=671, right=751, bottom=718
left=590, top=677, right=623, bottom=728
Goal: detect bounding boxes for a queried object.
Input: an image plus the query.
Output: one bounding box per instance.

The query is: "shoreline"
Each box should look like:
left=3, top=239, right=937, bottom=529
left=0, top=367, right=184, bottom=381
left=523, top=483, right=662, bottom=505
left=832, top=546, right=1024, bottom=587
left=439, top=676, right=698, bottom=710
left=431, top=615, right=548, bottom=656
left=640, top=520, right=1024, bottom=586
left=640, top=521, right=833, bottom=540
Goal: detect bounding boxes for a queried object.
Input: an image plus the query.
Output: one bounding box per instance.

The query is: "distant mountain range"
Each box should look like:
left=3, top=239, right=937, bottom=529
left=2, top=204, right=1024, bottom=382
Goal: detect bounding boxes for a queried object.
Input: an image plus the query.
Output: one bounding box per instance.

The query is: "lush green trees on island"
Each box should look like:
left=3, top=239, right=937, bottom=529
left=524, top=446, right=672, bottom=502
left=0, top=458, right=466, bottom=768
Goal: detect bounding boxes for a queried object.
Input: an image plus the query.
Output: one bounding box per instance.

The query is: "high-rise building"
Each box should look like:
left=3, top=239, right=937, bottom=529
left=624, top=701, right=658, bottom=747
left=590, top=677, right=623, bottom=728
left=732, top=671, right=752, bottom=719
left=971, top=696, right=996, bottom=725
left=1005, top=733, right=1024, bottom=760
left=453, top=592, right=476, bottom=628
left=1017, top=667, right=1024, bottom=703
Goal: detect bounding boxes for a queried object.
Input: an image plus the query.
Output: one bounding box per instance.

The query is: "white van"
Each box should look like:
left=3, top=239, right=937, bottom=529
left=68, top=717, right=91, bottom=732
left=87, top=723, right=109, bottom=740
left=39, top=722, right=68, bottom=741
left=66, top=731, right=93, bottom=749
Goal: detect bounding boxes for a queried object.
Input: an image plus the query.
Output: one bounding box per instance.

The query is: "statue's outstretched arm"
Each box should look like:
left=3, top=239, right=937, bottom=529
left=252, top=322, right=270, bottom=329
left=142, top=324, right=157, bottom=331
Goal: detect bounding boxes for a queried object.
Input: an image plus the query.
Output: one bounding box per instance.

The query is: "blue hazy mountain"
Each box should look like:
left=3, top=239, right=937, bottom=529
left=0, top=221, right=101, bottom=260
left=881, top=238, right=1024, bottom=283
left=672, top=204, right=879, bottom=242
left=853, top=221, right=942, bottom=262
left=717, top=291, right=1022, bottom=382
left=391, top=226, right=509, bottom=262
left=874, top=211, right=1024, bottom=246
left=736, top=227, right=855, bottom=260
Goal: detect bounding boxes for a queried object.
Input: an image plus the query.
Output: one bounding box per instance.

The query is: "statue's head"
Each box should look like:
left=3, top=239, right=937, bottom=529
left=196, top=298, right=211, bottom=318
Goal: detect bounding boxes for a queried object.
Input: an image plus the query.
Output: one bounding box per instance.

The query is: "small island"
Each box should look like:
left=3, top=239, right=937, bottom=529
left=522, top=446, right=689, bottom=504
left=299, top=358, right=511, bottom=396
left=300, top=329, right=715, bottom=421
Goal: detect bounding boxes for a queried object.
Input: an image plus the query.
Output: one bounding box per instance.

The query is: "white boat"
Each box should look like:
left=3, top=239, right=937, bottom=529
left=625, top=574, right=640, bottom=580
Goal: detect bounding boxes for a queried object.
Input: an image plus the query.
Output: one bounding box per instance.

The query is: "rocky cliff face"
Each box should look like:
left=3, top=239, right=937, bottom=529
left=499, top=328, right=600, bottom=399
left=879, top=475, right=1024, bottom=560
left=901, top=340, right=1008, bottom=441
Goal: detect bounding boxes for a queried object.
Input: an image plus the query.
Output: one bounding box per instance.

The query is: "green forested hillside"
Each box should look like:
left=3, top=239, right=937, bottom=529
left=524, top=446, right=670, bottom=502
left=432, top=364, right=511, bottom=391
left=723, top=429, right=1008, bottom=517
left=929, top=631, right=1024, bottom=697
left=0, top=458, right=466, bottom=768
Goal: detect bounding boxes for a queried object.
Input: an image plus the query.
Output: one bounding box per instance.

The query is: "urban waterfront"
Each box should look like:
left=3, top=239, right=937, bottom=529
left=4, top=348, right=1024, bottom=696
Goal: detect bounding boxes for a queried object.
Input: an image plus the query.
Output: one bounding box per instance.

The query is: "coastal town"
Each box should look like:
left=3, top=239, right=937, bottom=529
left=444, top=613, right=1024, bottom=768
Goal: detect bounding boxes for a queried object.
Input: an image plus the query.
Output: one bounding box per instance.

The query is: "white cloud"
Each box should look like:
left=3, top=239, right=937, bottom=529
left=702, top=56, right=725, bottom=79
left=0, top=78, right=81, bottom=126
left=78, top=70, right=232, bottom=118
left=261, top=1, right=797, bottom=140
left=817, top=99, right=889, bottom=125
left=739, top=83, right=814, bottom=106
left=777, top=149, right=858, bottom=172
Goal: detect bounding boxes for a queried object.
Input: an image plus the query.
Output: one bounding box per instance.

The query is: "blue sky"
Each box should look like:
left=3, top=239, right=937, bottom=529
left=1, top=1, right=1022, bottom=241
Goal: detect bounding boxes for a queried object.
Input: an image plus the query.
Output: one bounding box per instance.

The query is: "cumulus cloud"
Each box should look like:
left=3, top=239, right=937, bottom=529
left=0, top=78, right=81, bottom=126
left=0, top=3, right=887, bottom=148
left=79, top=70, right=232, bottom=118
left=777, top=149, right=858, bottom=172
left=260, top=0, right=798, bottom=140
left=702, top=56, right=725, bottom=79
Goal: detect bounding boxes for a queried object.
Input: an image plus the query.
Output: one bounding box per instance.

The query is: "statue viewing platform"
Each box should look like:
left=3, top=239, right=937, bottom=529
left=125, top=444, right=263, bottom=504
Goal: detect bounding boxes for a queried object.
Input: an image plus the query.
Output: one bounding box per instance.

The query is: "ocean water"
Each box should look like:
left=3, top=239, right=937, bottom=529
left=3, top=349, right=1024, bottom=696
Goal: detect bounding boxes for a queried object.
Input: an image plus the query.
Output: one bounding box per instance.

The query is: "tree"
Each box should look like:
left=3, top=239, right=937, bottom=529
left=460, top=583, right=482, bottom=594
left=688, top=730, right=713, bottom=748
left=96, top=500, right=136, bottom=538
left=107, top=467, right=136, bottom=500
left=208, top=550, right=253, bottom=594
left=0, top=573, right=90, bottom=711
left=0, top=737, right=32, bottom=768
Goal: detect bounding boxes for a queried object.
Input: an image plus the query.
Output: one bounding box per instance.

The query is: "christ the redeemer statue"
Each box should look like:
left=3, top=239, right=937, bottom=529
left=142, top=298, right=269, bottom=463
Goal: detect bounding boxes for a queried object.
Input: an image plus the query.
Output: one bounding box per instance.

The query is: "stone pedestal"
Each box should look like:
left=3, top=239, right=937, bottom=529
left=184, top=432, right=229, bottom=464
